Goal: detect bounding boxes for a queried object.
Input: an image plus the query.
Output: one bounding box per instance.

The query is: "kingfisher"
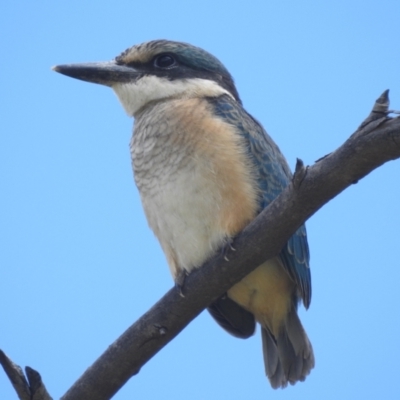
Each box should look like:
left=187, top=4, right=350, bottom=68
left=53, top=40, right=314, bottom=388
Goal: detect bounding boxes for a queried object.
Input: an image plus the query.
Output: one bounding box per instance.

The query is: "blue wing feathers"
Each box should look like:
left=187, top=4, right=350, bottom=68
left=210, top=95, right=311, bottom=308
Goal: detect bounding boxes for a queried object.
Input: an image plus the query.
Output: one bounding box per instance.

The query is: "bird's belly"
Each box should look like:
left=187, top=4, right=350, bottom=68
left=227, top=258, right=295, bottom=335
left=141, top=168, right=230, bottom=278
left=132, top=97, right=260, bottom=278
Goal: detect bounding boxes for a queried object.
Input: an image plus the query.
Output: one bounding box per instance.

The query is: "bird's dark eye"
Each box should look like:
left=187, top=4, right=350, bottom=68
left=154, top=54, right=176, bottom=68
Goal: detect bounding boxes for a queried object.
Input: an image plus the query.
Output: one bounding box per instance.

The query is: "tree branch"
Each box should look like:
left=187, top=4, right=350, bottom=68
left=59, top=91, right=400, bottom=400
left=2, top=91, right=399, bottom=400
left=0, top=350, right=52, bottom=400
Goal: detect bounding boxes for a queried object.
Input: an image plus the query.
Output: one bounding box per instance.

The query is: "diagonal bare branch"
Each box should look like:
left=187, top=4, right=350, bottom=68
left=2, top=92, right=399, bottom=400
left=55, top=91, right=400, bottom=400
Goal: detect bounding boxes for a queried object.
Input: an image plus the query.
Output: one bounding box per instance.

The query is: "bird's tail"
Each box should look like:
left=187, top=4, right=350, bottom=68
left=261, top=307, right=314, bottom=389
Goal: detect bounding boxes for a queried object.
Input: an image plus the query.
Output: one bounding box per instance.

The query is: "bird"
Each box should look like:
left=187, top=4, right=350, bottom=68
left=53, top=39, right=314, bottom=388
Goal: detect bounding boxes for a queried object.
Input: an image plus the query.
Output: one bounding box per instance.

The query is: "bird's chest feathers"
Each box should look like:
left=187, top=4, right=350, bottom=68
left=131, top=98, right=259, bottom=273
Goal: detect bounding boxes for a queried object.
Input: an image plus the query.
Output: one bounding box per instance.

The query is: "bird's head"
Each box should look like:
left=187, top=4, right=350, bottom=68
left=53, top=40, right=240, bottom=116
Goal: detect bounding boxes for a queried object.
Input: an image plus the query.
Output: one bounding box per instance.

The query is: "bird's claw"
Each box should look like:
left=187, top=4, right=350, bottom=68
left=175, top=270, right=187, bottom=297
left=222, top=237, right=236, bottom=261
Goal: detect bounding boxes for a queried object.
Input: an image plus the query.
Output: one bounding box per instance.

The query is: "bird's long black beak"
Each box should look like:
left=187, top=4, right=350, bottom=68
left=52, top=61, right=138, bottom=86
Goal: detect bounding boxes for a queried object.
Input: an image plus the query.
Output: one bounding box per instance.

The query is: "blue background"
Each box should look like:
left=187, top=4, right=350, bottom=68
left=1, top=1, right=399, bottom=399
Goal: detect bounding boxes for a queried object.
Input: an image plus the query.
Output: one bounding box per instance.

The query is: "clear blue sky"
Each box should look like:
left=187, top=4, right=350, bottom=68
left=1, top=1, right=399, bottom=399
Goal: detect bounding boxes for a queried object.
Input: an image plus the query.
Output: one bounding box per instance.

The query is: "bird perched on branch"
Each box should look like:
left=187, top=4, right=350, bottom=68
left=53, top=39, right=314, bottom=388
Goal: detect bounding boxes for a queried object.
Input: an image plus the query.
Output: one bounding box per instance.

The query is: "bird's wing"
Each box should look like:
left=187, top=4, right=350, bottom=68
left=207, top=296, right=256, bottom=339
left=209, top=95, right=311, bottom=308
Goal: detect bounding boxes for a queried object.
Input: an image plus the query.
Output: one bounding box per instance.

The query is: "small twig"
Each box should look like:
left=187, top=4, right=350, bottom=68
left=26, top=367, right=53, bottom=400
left=0, top=350, right=30, bottom=400
left=292, top=158, right=307, bottom=188
left=0, top=350, right=52, bottom=400
left=353, top=90, right=393, bottom=138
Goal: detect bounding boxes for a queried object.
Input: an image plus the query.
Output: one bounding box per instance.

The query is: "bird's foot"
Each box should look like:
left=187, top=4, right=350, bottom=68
left=175, top=270, right=187, bottom=297
left=222, top=237, right=236, bottom=261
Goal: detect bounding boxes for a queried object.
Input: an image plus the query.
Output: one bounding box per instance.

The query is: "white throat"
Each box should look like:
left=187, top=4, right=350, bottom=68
left=112, top=75, right=233, bottom=116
